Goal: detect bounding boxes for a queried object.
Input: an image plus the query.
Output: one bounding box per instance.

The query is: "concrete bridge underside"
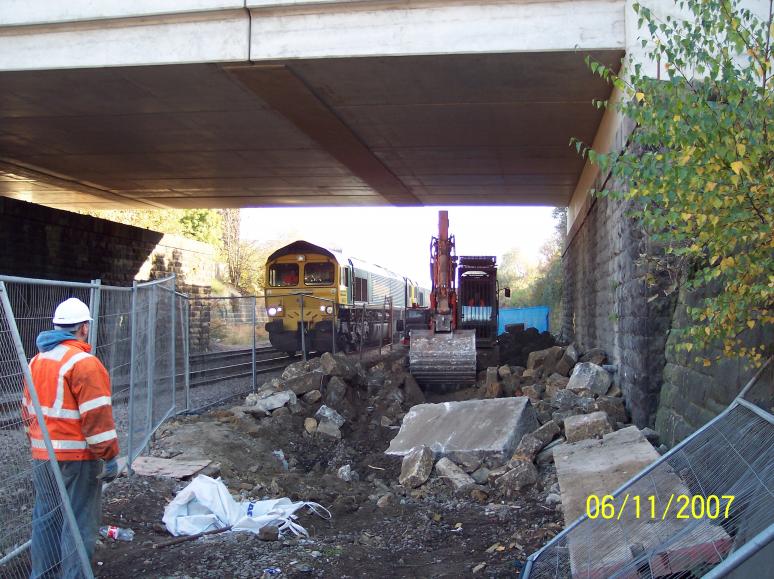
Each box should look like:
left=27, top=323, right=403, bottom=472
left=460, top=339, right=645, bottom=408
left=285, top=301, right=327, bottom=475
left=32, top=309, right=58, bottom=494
left=0, top=0, right=627, bottom=211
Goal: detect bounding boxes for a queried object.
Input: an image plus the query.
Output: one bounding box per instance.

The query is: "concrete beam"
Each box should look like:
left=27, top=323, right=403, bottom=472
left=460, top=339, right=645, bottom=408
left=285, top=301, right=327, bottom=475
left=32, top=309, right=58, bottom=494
left=249, top=0, right=626, bottom=60
left=227, top=65, right=421, bottom=206
left=0, top=10, right=249, bottom=71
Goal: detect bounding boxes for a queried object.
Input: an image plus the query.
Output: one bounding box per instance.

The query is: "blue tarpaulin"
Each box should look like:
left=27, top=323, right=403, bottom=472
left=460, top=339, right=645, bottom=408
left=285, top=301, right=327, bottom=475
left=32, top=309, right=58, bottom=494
left=498, top=306, right=550, bottom=334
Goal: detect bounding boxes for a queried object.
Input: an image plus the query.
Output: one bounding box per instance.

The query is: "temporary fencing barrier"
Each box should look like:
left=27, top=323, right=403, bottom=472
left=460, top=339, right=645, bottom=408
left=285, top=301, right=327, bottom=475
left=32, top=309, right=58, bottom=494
left=0, top=282, right=93, bottom=578
left=185, top=295, right=258, bottom=413
left=523, top=358, right=774, bottom=579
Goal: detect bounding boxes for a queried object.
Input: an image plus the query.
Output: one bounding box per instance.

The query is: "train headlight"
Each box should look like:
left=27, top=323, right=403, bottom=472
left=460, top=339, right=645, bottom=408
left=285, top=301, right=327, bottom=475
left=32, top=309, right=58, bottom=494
left=325, top=306, right=334, bottom=314
left=319, top=305, right=326, bottom=312
left=268, top=307, right=277, bottom=316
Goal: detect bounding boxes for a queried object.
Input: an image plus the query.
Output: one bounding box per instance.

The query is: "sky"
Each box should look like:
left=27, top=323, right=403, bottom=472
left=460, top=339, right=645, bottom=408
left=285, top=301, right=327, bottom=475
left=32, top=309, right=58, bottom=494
left=241, top=206, right=559, bottom=287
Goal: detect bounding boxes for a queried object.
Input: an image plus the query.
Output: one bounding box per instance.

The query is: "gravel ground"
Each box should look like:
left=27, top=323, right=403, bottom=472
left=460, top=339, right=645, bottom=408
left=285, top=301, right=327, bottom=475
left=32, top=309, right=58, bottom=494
left=92, top=348, right=564, bottom=578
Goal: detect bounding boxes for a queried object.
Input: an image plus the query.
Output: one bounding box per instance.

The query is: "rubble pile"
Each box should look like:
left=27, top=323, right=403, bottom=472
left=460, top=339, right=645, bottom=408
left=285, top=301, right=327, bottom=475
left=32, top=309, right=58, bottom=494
left=497, top=325, right=557, bottom=367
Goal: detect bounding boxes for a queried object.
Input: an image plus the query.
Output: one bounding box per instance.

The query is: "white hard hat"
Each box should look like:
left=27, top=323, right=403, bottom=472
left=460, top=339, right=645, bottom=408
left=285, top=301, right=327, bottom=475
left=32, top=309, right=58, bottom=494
left=53, top=298, right=93, bottom=325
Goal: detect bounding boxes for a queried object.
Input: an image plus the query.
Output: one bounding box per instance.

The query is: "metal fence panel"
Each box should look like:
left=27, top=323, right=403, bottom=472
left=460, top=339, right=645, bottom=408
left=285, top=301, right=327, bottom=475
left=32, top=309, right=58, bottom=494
left=127, top=277, right=176, bottom=470
left=524, top=361, right=774, bottom=579
left=0, top=283, right=92, bottom=578
left=185, top=295, right=258, bottom=413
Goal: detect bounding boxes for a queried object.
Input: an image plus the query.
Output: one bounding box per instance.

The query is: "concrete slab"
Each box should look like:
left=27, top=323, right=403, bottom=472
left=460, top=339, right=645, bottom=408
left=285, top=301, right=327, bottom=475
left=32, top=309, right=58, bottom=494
left=385, top=397, right=538, bottom=462
left=131, top=456, right=211, bottom=479
left=554, top=426, right=730, bottom=577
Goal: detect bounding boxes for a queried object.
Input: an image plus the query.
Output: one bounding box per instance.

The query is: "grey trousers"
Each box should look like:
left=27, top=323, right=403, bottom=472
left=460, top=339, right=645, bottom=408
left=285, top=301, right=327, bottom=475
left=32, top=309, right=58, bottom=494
left=31, top=459, right=101, bottom=579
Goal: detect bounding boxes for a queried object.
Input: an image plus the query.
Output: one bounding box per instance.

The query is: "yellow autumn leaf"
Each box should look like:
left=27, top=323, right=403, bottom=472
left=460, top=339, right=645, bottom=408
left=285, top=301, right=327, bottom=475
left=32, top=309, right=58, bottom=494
left=685, top=343, right=694, bottom=352
left=635, top=92, right=645, bottom=102
left=681, top=212, right=692, bottom=220
left=736, top=143, right=746, bottom=156
left=730, top=161, right=744, bottom=175
left=747, top=320, right=755, bottom=329
left=706, top=182, right=717, bottom=192
left=703, top=359, right=712, bottom=367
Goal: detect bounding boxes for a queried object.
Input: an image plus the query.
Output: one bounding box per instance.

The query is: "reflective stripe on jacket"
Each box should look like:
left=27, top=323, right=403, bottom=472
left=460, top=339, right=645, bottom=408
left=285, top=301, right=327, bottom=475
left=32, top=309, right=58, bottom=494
left=23, top=340, right=119, bottom=461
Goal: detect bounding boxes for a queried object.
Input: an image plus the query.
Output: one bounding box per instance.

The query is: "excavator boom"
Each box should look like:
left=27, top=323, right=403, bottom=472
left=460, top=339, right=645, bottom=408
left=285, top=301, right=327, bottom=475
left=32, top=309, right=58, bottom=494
left=409, top=210, right=477, bottom=391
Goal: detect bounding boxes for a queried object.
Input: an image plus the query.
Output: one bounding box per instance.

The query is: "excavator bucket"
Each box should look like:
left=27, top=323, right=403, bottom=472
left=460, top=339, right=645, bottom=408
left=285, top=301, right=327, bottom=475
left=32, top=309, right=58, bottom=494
left=409, top=329, right=477, bottom=391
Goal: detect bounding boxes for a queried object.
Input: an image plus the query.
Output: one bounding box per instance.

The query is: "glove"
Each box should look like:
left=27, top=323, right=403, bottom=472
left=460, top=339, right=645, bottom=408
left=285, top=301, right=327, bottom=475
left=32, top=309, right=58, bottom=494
left=98, top=458, right=119, bottom=484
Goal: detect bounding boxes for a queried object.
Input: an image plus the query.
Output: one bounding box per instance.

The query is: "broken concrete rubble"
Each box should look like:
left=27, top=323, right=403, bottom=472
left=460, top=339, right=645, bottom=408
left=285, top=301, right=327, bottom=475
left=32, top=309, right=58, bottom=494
left=434, top=457, right=476, bottom=491
left=566, top=362, right=612, bottom=396
left=385, top=397, right=539, bottom=462
left=510, top=420, right=560, bottom=463
left=564, top=411, right=613, bottom=443
left=398, top=446, right=434, bottom=489
left=494, top=461, right=538, bottom=496
left=315, top=405, right=345, bottom=428
left=320, top=351, right=358, bottom=380
left=316, top=420, right=342, bottom=439
left=579, top=347, right=607, bottom=365
left=554, top=343, right=578, bottom=377
left=545, top=373, right=569, bottom=398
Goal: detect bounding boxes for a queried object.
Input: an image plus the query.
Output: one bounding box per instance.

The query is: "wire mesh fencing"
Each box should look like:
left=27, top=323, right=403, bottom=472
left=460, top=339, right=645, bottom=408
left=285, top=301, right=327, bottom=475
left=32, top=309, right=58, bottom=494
left=0, top=282, right=92, bottom=579
left=523, top=360, right=774, bottom=579
left=126, top=278, right=177, bottom=470
left=185, top=295, right=257, bottom=413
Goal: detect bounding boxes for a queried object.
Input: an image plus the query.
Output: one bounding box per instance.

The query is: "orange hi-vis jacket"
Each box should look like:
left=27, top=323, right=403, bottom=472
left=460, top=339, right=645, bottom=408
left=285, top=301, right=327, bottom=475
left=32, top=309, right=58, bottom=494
left=23, top=339, right=119, bottom=461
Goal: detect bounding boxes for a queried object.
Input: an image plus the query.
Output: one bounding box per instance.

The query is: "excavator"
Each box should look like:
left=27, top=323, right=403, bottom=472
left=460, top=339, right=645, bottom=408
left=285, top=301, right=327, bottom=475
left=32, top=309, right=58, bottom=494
left=408, top=211, right=477, bottom=391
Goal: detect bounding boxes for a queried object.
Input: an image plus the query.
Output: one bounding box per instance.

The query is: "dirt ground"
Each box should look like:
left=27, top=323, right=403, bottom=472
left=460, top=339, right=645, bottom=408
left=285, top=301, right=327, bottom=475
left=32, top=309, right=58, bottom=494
left=96, top=351, right=564, bottom=578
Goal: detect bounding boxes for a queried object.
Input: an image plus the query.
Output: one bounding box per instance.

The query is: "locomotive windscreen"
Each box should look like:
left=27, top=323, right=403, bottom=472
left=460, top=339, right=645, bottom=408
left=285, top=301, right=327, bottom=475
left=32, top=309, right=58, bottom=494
left=269, top=263, right=299, bottom=287
left=303, top=262, right=334, bottom=285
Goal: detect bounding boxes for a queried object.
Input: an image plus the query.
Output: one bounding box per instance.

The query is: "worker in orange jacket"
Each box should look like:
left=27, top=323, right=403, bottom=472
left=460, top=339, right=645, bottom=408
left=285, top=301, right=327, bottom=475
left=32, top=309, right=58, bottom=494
left=23, top=297, right=119, bottom=578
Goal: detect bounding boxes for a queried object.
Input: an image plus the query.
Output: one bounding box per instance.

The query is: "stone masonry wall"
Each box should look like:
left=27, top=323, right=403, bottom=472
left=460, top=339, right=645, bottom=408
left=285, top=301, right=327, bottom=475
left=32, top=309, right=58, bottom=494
left=562, top=194, right=676, bottom=428
left=655, top=283, right=773, bottom=446
left=0, top=196, right=162, bottom=285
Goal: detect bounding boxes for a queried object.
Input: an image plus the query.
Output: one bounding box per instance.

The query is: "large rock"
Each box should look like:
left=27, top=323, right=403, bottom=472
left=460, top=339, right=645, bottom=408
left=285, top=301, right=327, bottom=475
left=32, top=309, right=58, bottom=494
left=510, top=420, right=560, bottom=462
left=316, top=420, right=342, bottom=439
left=579, top=348, right=607, bottom=365
left=246, top=390, right=297, bottom=415
left=320, top=352, right=357, bottom=380
left=324, top=376, right=350, bottom=407
left=281, top=358, right=321, bottom=380
left=399, top=446, right=434, bottom=488
left=286, top=371, right=324, bottom=395
left=566, top=362, right=612, bottom=396
left=554, top=343, right=578, bottom=377
left=315, top=405, right=345, bottom=428
left=564, top=411, right=612, bottom=443
left=526, top=346, right=565, bottom=375
left=595, top=396, right=627, bottom=424
left=554, top=427, right=730, bottom=575
left=385, top=397, right=539, bottom=462
left=401, top=374, right=426, bottom=407
left=545, top=373, right=570, bottom=399
left=484, top=367, right=503, bottom=398
left=434, top=458, right=476, bottom=491
left=494, top=461, right=538, bottom=496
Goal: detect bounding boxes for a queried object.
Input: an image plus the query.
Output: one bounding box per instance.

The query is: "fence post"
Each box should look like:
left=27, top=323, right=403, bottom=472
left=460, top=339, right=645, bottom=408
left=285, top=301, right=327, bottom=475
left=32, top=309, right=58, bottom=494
left=170, top=278, right=176, bottom=411
left=145, top=285, right=157, bottom=449
left=251, top=295, right=257, bottom=393
left=88, top=278, right=102, bottom=347
left=0, top=283, right=94, bottom=578
left=300, top=294, right=307, bottom=362
left=359, top=302, right=365, bottom=362
left=332, top=301, right=337, bottom=354
left=379, top=297, right=385, bottom=356
left=127, top=281, right=138, bottom=473
left=184, top=295, right=191, bottom=412
left=389, top=298, right=394, bottom=351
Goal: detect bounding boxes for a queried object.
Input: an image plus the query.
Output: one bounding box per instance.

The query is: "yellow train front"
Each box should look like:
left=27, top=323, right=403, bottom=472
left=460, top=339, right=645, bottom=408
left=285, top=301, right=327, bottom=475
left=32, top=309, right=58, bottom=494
left=264, top=240, right=425, bottom=354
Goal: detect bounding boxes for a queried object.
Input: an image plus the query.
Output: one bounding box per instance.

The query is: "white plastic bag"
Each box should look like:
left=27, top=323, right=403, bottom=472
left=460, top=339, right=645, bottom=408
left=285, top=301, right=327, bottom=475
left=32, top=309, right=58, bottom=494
left=163, top=475, right=330, bottom=537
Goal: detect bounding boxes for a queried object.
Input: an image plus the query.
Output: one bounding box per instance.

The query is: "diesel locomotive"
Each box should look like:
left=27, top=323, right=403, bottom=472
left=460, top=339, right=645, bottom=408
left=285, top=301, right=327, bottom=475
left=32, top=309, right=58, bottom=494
left=263, top=240, right=428, bottom=354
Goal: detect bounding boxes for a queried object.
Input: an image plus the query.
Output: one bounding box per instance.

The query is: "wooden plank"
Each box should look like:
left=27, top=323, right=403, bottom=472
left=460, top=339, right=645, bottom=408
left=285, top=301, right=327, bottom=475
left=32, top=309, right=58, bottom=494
left=131, top=456, right=212, bottom=479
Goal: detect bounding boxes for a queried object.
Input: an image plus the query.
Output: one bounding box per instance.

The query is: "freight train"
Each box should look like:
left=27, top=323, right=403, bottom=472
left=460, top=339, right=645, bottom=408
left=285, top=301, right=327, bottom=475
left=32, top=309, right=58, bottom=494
left=264, top=240, right=428, bottom=354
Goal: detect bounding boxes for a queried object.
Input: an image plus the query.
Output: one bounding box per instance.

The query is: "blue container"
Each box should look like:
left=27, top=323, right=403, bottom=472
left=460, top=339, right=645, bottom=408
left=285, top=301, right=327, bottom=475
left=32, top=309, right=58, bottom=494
left=498, top=306, right=550, bottom=334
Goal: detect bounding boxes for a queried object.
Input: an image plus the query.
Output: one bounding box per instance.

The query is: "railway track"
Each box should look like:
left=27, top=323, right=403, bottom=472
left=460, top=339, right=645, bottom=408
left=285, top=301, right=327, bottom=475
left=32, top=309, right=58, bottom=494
left=186, top=346, right=299, bottom=387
